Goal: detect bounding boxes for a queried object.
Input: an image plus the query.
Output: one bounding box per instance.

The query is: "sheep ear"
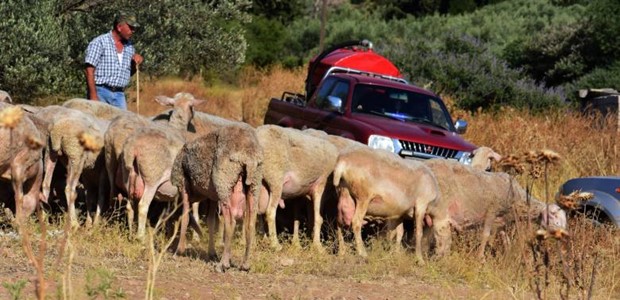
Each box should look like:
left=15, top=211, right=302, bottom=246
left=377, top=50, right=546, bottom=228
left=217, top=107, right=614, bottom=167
left=191, top=99, right=206, bottom=107
left=490, top=152, right=502, bottom=162
left=154, top=95, right=176, bottom=107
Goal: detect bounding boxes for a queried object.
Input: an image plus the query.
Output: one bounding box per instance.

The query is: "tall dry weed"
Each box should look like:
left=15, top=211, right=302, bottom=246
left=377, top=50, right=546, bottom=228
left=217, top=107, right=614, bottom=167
left=238, top=66, right=305, bottom=127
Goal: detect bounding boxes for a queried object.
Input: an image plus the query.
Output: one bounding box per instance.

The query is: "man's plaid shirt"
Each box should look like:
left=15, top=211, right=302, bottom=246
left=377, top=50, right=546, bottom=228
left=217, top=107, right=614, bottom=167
left=85, top=31, right=135, bottom=89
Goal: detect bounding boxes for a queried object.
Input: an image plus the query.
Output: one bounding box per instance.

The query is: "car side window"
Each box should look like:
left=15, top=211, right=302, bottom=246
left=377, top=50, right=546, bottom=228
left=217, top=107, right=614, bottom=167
left=315, top=78, right=338, bottom=108
left=429, top=98, right=451, bottom=130
left=315, top=78, right=349, bottom=110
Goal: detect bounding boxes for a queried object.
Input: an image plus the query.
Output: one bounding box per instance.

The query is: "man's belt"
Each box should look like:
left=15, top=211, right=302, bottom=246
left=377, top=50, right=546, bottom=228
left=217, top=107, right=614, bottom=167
left=96, top=84, right=125, bottom=92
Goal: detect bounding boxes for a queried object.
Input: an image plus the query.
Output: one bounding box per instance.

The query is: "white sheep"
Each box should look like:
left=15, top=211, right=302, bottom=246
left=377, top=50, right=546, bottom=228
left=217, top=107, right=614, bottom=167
left=0, top=103, right=46, bottom=223
left=256, top=125, right=339, bottom=252
left=120, top=125, right=186, bottom=239
left=332, top=146, right=448, bottom=262
left=63, top=98, right=135, bottom=121
left=33, top=105, right=107, bottom=228
left=171, top=123, right=262, bottom=272
left=105, top=92, right=203, bottom=232
left=423, top=159, right=568, bottom=258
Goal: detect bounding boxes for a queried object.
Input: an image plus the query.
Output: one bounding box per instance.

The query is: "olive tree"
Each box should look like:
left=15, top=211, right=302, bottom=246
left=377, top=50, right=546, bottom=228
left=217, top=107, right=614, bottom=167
left=0, top=0, right=251, bottom=103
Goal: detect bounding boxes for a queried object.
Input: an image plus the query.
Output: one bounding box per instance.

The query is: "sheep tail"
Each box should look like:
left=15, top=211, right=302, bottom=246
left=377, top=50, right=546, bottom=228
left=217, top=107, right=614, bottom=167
left=333, top=160, right=346, bottom=187
left=245, top=160, right=262, bottom=198
left=170, top=147, right=186, bottom=190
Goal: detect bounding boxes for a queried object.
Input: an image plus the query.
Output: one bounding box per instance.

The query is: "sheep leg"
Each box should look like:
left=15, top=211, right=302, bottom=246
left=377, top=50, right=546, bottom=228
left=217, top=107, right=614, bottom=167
left=126, top=199, right=135, bottom=236
left=336, top=224, right=347, bottom=256
left=385, top=219, right=404, bottom=251
left=414, top=202, right=429, bottom=264
left=41, top=149, right=57, bottom=203
left=240, top=188, right=257, bottom=271
left=22, top=161, right=43, bottom=217
left=136, top=185, right=158, bottom=241
left=93, top=168, right=108, bottom=226
left=176, top=186, right=191, bottom=254
left=206, top=200, right=218, bottom=260
left=291, top=202, right=301, bottom=248
left=10, top=160, right=25, bottom=225
left=216, top=202, right=235, bottom=273
left=310, top=181, right=327, bottom=253
left=65, top=155, right=87, bottom=229
left=265, top=183, right=283, bottom=250
left=191, top=202, right=201, bottom=241
left=477, top=210, right=496, bottom=260
left=352, top=197, right=371, bottom=258
left=106, top=154, right=119, bottom=204
left=432, top=217, right=453, bottom=257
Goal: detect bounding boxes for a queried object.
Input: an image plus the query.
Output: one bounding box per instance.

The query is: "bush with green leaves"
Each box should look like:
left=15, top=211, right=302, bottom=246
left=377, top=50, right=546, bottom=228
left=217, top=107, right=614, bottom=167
left=385, top=34, right=565, bottom=111
left=0, top=0, right=250, bottom=103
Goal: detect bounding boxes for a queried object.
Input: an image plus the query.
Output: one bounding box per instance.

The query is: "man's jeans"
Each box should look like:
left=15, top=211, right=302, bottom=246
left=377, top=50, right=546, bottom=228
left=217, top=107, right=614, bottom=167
left=90, top=86, right=127, bottom=110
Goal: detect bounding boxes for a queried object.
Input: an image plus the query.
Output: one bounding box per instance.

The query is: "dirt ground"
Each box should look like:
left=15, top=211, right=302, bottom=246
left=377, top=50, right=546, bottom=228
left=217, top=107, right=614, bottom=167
left=0, top=264, right=496, bottom=300
left=0, top=233, right=510, bottom=300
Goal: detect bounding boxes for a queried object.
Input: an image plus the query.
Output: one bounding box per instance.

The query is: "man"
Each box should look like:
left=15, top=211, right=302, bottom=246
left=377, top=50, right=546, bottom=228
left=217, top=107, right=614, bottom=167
left=85, top=12, right=143, bottom=109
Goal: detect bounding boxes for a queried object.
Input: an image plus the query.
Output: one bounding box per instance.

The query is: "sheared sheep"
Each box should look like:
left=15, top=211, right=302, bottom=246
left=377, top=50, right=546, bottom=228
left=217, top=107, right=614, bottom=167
left=256, top=125, right=338, bottom=252
left=120, top=126, right=186, bottom=239
left=105, top=92, right=203, bottom=232
left=34, top=106, right=107, bottom=228
left=0, top=103, right=46, bottom=223
left=424, top=159, right=568, bottom=258
left=333, top=146, right=448, bottom=262
left=63, top=98, right=135, bottom=121
left=171, top=123, right=262, bottom=271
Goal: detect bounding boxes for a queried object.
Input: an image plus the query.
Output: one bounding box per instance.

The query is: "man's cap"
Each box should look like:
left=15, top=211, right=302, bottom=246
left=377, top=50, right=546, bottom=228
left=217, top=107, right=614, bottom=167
left=115, top=12, right=140, bottom=28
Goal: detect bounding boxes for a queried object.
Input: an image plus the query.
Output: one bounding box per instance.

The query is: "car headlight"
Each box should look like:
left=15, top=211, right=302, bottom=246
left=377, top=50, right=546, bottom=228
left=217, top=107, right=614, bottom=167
left=368, top=135, right=397, bottom=153
left=456, top=151, right=472, bottom=165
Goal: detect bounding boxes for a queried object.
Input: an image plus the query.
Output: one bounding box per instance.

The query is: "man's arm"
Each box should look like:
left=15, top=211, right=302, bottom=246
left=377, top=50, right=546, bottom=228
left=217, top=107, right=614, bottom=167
left=85, top=64, right=98, bottom=101
left=130, top=53, right=144, bottom=75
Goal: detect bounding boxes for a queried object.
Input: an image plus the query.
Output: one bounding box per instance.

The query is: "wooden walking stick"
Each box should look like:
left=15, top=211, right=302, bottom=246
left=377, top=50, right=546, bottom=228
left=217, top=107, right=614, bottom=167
left=136, top=64, right=140, bottom=114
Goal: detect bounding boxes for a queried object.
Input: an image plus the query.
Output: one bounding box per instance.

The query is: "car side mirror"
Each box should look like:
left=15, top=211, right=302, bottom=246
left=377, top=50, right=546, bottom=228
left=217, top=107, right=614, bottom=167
left=325, top=95, right=343, bottom=113
left=454, top=119, right=468, bottom=134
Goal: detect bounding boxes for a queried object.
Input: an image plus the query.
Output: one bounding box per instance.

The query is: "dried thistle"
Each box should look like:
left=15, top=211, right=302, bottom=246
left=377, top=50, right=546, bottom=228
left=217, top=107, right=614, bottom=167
left=524, top=150, right=539, bottom=164
left=78, top=132, right=102, bottom=152
left=498, top=154, right=525, bottom=175
left=528, top=164, right=543, bottom=179
left=535, top=228, right=569, bottom=240
left=557, top=190, right=594, bottom=211
left=0, top=106, right=24, bottom=129
left=537, top=149, right=561, bottom=165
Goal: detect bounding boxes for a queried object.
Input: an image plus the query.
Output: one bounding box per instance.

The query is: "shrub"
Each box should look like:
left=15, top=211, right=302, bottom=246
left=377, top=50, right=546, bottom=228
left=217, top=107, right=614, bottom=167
left=385, top=34, right=565, bottom=111
left=0, top=0, right=250, bottom=103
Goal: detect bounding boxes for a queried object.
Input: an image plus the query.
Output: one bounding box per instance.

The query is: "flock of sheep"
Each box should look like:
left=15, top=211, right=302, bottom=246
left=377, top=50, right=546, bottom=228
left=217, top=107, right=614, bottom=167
left=0, top=91, right=568, bottom=272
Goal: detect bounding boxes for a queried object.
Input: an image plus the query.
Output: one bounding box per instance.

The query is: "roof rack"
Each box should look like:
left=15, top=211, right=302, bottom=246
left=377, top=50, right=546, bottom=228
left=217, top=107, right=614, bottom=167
left=323, top=66, right=409, bottom=85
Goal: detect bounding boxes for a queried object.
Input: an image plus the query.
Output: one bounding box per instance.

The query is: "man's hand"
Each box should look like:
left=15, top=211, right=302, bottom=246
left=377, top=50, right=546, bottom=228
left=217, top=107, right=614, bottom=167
left=132, top=53, right=143, bottom=65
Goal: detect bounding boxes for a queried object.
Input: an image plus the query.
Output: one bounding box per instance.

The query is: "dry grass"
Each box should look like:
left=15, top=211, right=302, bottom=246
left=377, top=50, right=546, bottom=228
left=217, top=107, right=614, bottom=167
left=1, top=67, right=619, bottom=299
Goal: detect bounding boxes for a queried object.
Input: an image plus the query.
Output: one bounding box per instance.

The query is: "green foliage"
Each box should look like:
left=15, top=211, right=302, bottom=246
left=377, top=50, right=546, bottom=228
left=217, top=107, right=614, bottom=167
left=503, top=23, right=588, bottom=86
left=586, top=0, right=620, bottom=64
left=2, top=279, right=27, bottom=300
left=0, top=0, right=250, bottom=103
left=385, top=34, right=565, bottom=111
left=0, top=1, right=80, bottom=102
left=250, top=0, right=308, bottom=24
left=245, top=16, right=288, bottom=68
left=564, top=61, right=620, bottom=100
left=85, top=268, right=126, bottom=299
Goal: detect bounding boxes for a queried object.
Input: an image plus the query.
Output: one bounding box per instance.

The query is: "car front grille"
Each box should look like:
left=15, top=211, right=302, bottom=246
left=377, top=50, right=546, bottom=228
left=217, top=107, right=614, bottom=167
left=398, top=140, right=458, bottom=160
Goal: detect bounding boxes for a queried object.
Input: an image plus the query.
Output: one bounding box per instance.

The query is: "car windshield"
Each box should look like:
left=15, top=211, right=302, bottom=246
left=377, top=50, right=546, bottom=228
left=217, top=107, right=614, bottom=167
left=351, top=84, right=454, bottom=131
